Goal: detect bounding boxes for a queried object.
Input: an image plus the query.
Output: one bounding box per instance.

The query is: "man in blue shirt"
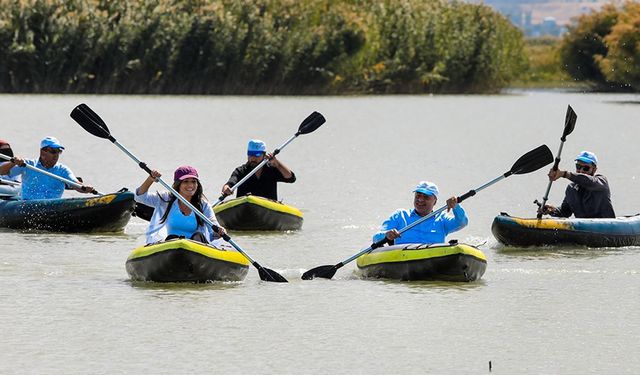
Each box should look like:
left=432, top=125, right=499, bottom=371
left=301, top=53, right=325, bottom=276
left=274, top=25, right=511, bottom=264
left=0, top=136, right=94, bottom=200
left=372, top=181, right=468, bottom=245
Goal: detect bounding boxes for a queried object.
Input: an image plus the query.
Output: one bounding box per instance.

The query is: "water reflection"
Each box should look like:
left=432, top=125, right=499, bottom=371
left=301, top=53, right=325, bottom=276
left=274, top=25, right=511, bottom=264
left=350, top=269, right=487, bottom=292
left=603, top=100, right=640, bottom=105
left=494, top=243, right=636, bottom=260
left=0, top=229, right=135, bottom=243
left=380, top=278, right=487, bottom=293
left=125, top=278, right=244, bottom=295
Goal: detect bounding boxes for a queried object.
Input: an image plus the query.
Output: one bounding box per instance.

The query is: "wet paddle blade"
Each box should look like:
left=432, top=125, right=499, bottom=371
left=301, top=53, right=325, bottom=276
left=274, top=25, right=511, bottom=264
left=301, top=265, right=337, bottom=280
left=70, top=104, right=112, bottom=139
left=510, top=144, right=553, bottom=175
left=133, top=203, right=154, bottom=221
left=258, top=267, right=288, bottom=283
left=298, top=111, right=326, bottom=135
left=562, top=105, right=577, bottom=139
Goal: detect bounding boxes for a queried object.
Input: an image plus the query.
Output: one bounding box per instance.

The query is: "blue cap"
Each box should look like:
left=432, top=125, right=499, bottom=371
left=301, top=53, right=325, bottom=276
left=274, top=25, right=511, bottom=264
left=575, top=150, right=597, bottom=166
left=413, top=181, right=439, bottom=198
left=247, top=139, right=266, bottom=157
left=40, top=136, right=65, bottom=150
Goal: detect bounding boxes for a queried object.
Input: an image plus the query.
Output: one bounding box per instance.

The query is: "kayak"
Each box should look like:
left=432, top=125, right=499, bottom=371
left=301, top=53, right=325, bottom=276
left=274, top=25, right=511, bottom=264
left=0, top=184, right=19, bottom=198
left=491, top=213, right=640, bottom=247
left=0, top=191, right=135, bottom=232
left=214, top=195, right=303, bottom=231
left=126, top=239, right=250, bottom=282
left=356, top=242, right=487, bottom=281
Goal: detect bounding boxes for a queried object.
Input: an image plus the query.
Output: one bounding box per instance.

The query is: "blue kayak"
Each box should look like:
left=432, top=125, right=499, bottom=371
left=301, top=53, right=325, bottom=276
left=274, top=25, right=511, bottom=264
left=0, top=191, right=135, bottom=232
left=492, top=213, right=640, bottom=247
left=0, top=184, right=19, bottom=198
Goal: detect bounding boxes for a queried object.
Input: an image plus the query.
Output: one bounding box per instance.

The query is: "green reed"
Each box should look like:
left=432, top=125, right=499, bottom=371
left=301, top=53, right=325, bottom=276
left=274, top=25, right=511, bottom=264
left=0, top=0, right=525, bottom=94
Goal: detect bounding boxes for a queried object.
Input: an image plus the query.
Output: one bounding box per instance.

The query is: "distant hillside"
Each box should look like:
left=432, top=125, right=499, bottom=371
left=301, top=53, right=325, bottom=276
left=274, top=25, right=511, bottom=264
left=465, top=0, right=627, bottom=35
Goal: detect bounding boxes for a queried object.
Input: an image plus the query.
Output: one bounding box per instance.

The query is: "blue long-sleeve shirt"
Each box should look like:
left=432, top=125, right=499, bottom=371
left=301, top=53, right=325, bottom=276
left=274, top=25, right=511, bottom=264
left=372, top=204, right=468, bottom=245
left=7, top=159, right=77, bottom=200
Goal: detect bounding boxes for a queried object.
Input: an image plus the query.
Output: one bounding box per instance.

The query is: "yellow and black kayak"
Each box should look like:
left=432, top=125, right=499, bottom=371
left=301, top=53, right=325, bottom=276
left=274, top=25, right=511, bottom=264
left=0, top=190, right=134, bottom=232
left=126, top=239, right=250, bottom=282
left=492, top=212, right=640, bottom=247
left=356, top=242, right=487, bottom=281
left=214, top=195, right=303, bottom=231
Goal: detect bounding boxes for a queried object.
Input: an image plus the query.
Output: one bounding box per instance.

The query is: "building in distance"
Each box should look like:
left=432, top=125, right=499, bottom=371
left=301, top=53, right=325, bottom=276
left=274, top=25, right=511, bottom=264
left=464, top=0, right=628, bottom=36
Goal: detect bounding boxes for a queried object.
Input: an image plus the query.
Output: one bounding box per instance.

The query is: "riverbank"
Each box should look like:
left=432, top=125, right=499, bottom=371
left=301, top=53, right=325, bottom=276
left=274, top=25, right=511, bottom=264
left=510, top=37, right=588, bottom=91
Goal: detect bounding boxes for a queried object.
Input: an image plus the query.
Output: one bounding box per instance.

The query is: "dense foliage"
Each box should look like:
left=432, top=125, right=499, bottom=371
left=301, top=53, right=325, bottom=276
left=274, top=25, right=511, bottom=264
left=597, top=2, right=640, bottom=90
left=0, top=0, right=526, bottom=94
left=560, top=1, right=640, bottom=91
left=514, top=37, right=576, bottom=89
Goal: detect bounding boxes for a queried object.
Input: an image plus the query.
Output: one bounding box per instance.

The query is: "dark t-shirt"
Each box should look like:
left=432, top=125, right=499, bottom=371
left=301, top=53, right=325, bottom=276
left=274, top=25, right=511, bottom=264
left=226, top=163, right=296, bottom=201
left=552, top=172, right=615, bottom=218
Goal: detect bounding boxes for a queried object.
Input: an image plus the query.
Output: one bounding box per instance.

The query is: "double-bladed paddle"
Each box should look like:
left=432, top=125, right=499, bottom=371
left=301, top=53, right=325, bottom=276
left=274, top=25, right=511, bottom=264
left=0, top=153, right=101, bottom=194
left=301, top=144, right=554, bottom=280
left=212, top=111, right=326, bottom=207
left=535, top=105, right=577, bottom=219
left=70, top=103, right=288, bottom=283
left=0, top=176, right=21, bottom=186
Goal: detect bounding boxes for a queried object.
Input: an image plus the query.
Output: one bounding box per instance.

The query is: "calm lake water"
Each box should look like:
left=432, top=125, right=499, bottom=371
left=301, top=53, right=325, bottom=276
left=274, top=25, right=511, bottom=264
left=1, top=91, right=639, bottom=374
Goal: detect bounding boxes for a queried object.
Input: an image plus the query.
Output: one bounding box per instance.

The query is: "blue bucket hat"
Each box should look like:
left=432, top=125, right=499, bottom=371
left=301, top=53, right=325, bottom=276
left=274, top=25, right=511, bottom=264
left=413, top=181, right=439, bottom=198
left=575, top=150, right=597, bottom=166
left=247, top=139, right=266, bottom=157
left=40, top=136, right=65, bottom=150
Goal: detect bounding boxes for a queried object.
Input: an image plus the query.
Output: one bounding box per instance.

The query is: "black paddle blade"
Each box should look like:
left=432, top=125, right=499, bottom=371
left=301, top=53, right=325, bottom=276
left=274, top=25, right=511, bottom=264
left=510, top=144, right=553, bottom=175
left=70, top=104, right=112, bottom=139
left=133, top=203, right=154, bottom=221
left=258, top=267, right=288, bottom=283
left=562, top=105, right=577, bottom=139
left=298, top=111, right=326, bottom=135
left=301, top=265, right=337, bottom=280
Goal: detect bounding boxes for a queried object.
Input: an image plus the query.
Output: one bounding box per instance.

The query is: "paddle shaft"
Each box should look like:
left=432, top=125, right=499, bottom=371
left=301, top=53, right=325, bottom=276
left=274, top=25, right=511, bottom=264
left=0, top=177, right=20, bottom=186
left=302, top=144, right=553, bottom=280
left=109, top=138, right=265, bottom=267
left=0, top=154, right=100, bottom=194
left=536, top=141, right=565, bottom=219
left=70, top=103, right=287, bottom=282
left=336, top=173, right=510, bottom=268
left=536, top=105, right=576, bottom=219
left=213, top=133, right=298, bottom=207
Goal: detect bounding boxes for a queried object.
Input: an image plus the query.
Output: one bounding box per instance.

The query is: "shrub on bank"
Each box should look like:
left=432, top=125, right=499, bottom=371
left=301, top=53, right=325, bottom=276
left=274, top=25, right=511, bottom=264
left=596, top=2, right=640, bottom=90
left=559, top=3, right=619, bottom=89
left=0, top=0, right=525, bottom=94
left=512, top=37, right=578, bottom=89
left=560, top=1, right=640, bottom=91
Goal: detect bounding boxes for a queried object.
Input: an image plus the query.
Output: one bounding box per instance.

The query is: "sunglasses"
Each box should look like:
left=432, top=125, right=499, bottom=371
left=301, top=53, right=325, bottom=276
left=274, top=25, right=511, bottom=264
left=575, top=163, right=592, bottom=172
left=43, top=148, right=63, bottom=155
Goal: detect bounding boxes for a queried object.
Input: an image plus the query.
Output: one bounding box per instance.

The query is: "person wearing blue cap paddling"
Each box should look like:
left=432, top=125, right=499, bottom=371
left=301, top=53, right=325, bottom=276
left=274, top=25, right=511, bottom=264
left=136, top=165, right=226, bottom=244
left=372, top=181, right=469, bottom=245
left=221, top=139, right=296, bottom=201
left=540, top=150, right=615, bottom=218
left=0, top=136, right=94, bottom=200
